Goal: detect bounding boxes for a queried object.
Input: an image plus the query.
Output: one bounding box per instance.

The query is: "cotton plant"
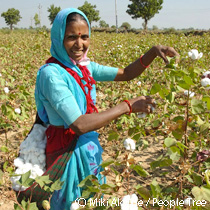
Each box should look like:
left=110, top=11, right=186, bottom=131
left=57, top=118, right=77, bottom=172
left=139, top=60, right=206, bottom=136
left=14, top=108, right=21, bottom=114
left=184, top=90, right=195, bottom=98
left=188, top=49, right=203, bottom=60
left=11, top=124, right=47, bottom=191
left=123, top=138, right=136, bottom=152
left=4, top=87, right=9, bottom=93
left=70, top=202, right=80, bottom=210
left=137, top=81, right=141, bottom=87
left=121, top=194, right=138, bottom=210
left=201, top=70, right=210, bottom=90
left=184, top=196, right=193, bottom=207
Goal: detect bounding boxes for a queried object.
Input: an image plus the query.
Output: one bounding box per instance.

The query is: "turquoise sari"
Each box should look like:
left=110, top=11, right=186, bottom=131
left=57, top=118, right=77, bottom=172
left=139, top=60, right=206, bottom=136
left=34, top=8, right=105, bottom=210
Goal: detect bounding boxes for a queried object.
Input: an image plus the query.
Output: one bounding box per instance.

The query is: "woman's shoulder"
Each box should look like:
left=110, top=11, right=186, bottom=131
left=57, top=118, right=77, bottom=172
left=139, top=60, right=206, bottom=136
left=39, top=63, right=65, bottom=78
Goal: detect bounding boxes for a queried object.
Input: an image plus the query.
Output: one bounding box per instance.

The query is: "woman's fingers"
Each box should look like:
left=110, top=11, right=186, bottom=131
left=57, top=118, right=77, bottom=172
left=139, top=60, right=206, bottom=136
left=156, top=46, right=180, bottom=65
left=131, top=96, right=156, bottom=113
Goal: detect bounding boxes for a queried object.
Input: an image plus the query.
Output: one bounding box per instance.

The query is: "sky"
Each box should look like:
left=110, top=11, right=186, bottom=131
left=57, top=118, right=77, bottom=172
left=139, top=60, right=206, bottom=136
left=0, top=0, right=210, bottom=30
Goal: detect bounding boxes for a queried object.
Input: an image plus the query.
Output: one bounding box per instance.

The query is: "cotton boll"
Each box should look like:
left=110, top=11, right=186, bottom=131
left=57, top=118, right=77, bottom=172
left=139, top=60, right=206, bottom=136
left=22, top=163, right=32, bottom=172
left=20, top=140, right=29, bottom=150
left=36, top=168, right=44, bottom=176
left=29, top=142, right=38, bottom=150
left=30, top=170, right=37, bottom=179
left=10, top=175, right=21, bottom=184
left=203, top=71, right=210, bottom=77
left=12, top=184, right=22, bottom=191
left=30, top=157, right=40, bottom=165
left=184, top=90, right=195, bottom=98
left=123, top=138, right=136, bottom=152
left=14, top=157, right=24, bottom=168
left=43, top=137, right=47, bottom=143
left=33, top=148, right=40, bottom=156
left=70, top=202, right=80, bottom=210
left=184, top=196, right=192, bottom=206
left=39, top=149, right=45, bottom=154
left=38, top=154, right=46, bottom=163
left=20, top=186, right=27, bottom=191
left=137, top=112, right=147, bottom=118
left=201, top=78, right=210, bottom=89
left=15, top=168, right=23, bottom=175
left=121, top=195, right=131, bottom=210
left=33, top=124, right=47, bottom=140
left=188, top=49, right=203, bottom=60
left=38, top=143, right=46, bottom=150
left=149, top=104, right=155, bottom=112
left=121, top=194, right=138, bottom=210
left=130, top=194, right=138, bottom=204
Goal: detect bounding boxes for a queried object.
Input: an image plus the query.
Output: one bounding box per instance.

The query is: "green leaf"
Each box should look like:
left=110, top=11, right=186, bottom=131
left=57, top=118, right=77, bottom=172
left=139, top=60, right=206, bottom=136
left=170, top=152, right=181, bottom=162
left=202, top=97, right=210, bottom=110
left=132, top=133, right=141, bottom=141
left=176, top=142, right=188, bottom=153
left=191, top=99, right=205, bottom=114
left=150, top=157, right=172, bottom=170
left=184, top=75, right=194, bottom=85
left=81, top=189, right=93, bottom=199
left=87, top=186, right=100, bottom=193
left=0, top=146, right=9, bottom=153
left=28, top=202, right=39, bottom=210
left=0, top=169, right=3, bottom=180
left=150, top=179, right=161, bottom=198
left=151, top=83, right=161, bottom=94
left=130, top=164, right=149, bottom=177
left=78, top=175, right=97, bottom=188
left=14, top=203, right=22, bottom=210
left=50, top=179, right=64, bottom=191
left=192, top=172, right=203, bottom=186
left=200, top=123, right=210, bottom=133
left=128, top=127, right=136, bottom=136
left=166, top=92, right=175, bottom=103
left=152, top=120, right=161, bottom=128
left=172, top=129, right=184, bottom=140
left=107, top=130, right=119, bottom=141
left=185, top=175, right=194, bottom=183
left=192, top=186, right=210, bottom=202
left=21, top=199, right=28, bottom=209
left=136, top=185, right=151, bottom=200
left=35, top=175, right=52, bottom=188
left=178, top=81, right=191, bottom=90
left=164, top=138, right=177, bottom=147
left=100, top=158, right=115, bottom=168
left=16, top=171, right=34, bottom=187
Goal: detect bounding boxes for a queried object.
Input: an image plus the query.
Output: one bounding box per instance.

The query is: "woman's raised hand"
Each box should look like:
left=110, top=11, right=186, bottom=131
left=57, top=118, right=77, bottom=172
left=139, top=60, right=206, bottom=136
left=153, top=45, right=179, bottom=65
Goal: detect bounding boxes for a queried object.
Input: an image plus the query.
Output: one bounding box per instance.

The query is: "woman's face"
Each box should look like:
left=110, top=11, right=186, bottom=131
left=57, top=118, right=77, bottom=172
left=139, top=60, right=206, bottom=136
left=63, top=20, right=90, bottom=62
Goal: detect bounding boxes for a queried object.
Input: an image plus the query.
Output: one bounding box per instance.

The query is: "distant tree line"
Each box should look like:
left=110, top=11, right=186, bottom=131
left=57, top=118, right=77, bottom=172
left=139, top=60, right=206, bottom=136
left=1, top=0, right=163, bottom=31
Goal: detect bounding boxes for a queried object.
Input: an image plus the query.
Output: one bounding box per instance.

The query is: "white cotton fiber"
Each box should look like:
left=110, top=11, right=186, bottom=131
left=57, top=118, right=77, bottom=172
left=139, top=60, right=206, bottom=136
left=14, top=157, right=24, bottom=167
left=11, top=124, right=48, bottom=191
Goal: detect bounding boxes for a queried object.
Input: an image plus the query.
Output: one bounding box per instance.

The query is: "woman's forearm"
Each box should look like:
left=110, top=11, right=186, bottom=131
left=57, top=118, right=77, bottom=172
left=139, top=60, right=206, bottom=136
left=114, top=45, right=179, bottom=81
left=69, top=101, right=130, bottom=135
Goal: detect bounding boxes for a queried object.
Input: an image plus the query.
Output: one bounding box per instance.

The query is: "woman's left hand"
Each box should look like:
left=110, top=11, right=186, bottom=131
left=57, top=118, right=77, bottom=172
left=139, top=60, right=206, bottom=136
left=153, top=45, right=180, bottom=65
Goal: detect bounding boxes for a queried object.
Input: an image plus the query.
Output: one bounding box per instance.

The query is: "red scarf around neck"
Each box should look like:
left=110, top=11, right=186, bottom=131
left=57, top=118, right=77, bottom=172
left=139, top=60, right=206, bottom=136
left=46, top=57, right=98, bottom=114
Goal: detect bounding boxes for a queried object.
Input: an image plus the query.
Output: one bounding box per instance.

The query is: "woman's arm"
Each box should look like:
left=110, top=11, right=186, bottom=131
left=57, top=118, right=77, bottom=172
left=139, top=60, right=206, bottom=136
left=114, top=45, right=179, bottom=81
left=70, top=96, right=155, bottom=135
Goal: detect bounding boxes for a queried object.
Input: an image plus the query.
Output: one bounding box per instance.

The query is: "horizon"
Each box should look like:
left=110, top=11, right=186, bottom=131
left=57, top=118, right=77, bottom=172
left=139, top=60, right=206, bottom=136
left=0, top=0, right=210, bottom=30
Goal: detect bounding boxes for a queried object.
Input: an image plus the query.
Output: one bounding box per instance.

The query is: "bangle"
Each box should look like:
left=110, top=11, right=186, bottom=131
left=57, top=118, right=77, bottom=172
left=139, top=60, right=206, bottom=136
left=123, top=100, right=132, bottom=115
left=140, top=55, right=150, bottom=68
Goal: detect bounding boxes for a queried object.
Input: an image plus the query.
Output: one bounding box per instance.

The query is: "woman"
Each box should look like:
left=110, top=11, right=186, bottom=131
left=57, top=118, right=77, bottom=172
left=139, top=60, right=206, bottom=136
left=31, top=8, right=178, bottom=210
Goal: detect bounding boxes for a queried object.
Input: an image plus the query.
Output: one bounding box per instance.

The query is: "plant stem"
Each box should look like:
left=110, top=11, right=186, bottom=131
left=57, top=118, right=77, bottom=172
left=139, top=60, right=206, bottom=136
left=184, top=91, right=190, bottom=160
left=5, top=128, right=8, bottom=147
